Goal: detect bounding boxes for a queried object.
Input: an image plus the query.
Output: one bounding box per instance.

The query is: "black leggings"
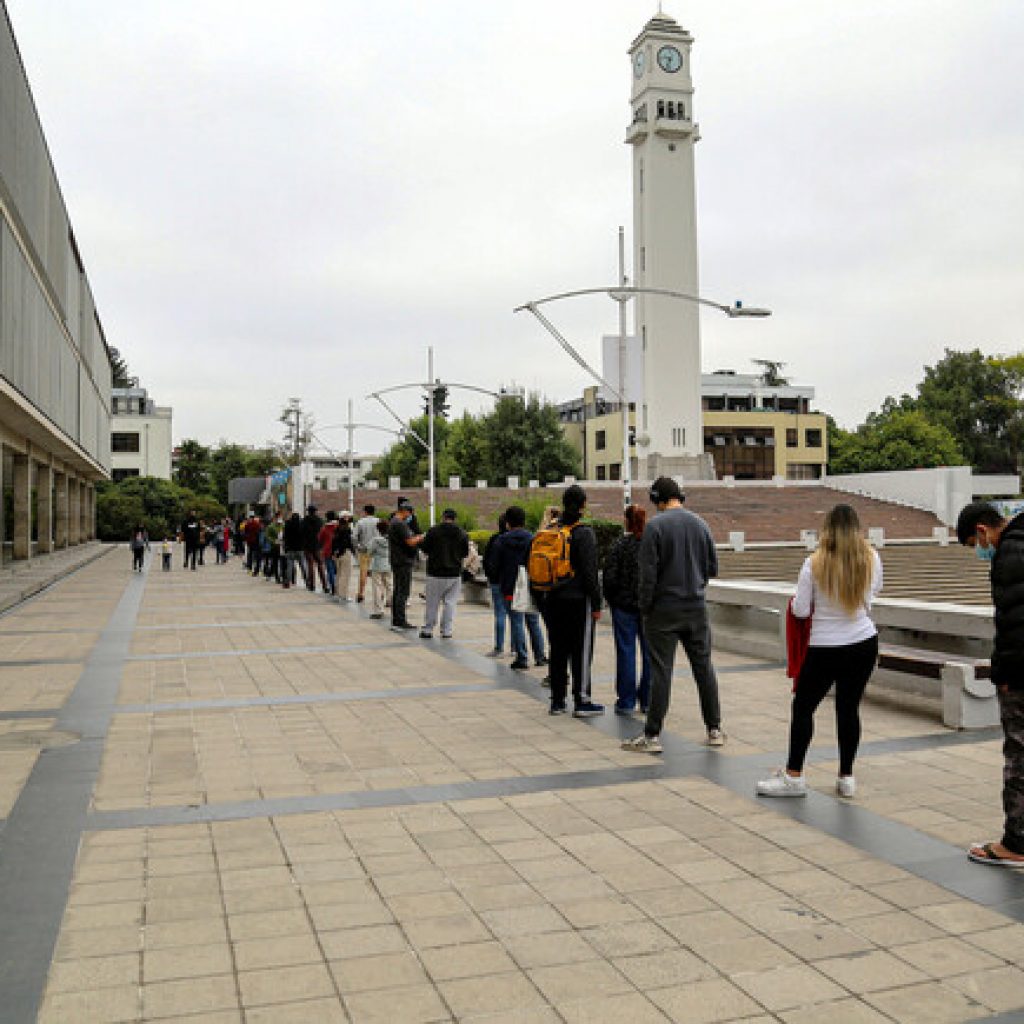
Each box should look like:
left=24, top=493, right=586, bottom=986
left=787, top=635, right=878, bottom=777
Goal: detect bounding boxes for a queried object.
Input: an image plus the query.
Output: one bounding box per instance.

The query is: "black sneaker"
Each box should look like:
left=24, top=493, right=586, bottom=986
left=573, top=701, right=605, bottom=718
left=534, top=656, right=549, bottom=668
left=419, top=631, right=433, bottom=639
left=549, top=702, right=568, bottom=715
left=369, top=613, right=383, bottom=619
left=510, top=659, right=529, bottom=671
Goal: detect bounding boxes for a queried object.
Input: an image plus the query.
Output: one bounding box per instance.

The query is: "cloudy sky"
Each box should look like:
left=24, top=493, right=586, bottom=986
left=7, top=1, right=1023, bottom=450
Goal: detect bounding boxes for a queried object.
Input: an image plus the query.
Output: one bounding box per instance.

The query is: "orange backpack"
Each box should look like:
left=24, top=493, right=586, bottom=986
left=527, top=524, right=577, bottom=592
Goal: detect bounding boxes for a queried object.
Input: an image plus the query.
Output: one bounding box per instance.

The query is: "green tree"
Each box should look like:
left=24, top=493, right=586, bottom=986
left=482, top=395, right=580, bottom=484
left=829, top=409, right=963, bottom=474
left=208, top=444, right=279, bottom=506
left=437, top=413, right=489, bottom=483
left=372, top=416, right=451, bottom=486
left=96, top=476, right=226, bottom=541
left=109, top=347, right=132, bottom=388
left=174, top=439, right=212, bottom=493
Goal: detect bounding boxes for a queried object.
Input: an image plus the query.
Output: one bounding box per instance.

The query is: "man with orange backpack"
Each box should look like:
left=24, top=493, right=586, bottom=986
left=529, top=485, right=603, bottom=717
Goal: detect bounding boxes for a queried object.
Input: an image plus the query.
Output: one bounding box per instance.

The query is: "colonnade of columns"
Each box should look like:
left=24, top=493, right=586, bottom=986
left=2, top=446, right=96, bottom=564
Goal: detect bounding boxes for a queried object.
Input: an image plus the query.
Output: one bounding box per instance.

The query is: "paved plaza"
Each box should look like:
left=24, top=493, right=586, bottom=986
left=2, top=550, right=1024, bottom=1023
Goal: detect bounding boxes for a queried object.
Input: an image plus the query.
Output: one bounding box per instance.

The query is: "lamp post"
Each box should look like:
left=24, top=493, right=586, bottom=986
left=515, top=257, right=770, bottom=508
left=316, top=416, right=405, bottom=512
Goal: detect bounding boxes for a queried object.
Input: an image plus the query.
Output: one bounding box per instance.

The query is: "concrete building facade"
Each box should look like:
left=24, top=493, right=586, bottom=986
left=0, top=4, right=112, bottom=564
left=110, top=386, right=173, bottom=481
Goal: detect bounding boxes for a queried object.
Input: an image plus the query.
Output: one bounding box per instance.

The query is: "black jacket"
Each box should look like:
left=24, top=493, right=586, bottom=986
left=283, top=515, right=304, bottom=551
left=991, top=513, right=1024, bottom=689
left=482, top=532, right=504, bottom=585
left=420, top=522, right=469, bottom=578
left=602, top=533, right=641, bottom=613
left=332, top=524, right=355, bottom=557
left=300, top=512, right=323, bottom=552
left=544, top=521, right=601, bottom=609
left=493, top=527, right=533, bottom=597
left=180, top=518, right=200, bottom=548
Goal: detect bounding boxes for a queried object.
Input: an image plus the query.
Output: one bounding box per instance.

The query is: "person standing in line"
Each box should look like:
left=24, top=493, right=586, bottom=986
left=603, top=505, right=652, bottom=716
left=319, top=511, right=339, bottom=596
left=242, top=512, right=261, bottom=571
left=538, top=486, right=603, bottom=717
left=282, top=511, right=304, bottom=589
left=954, top=502, right=1024, bottom=866
left=263, top=513, right=282, bottom=581
left=223, top=518, right=233, bottom=561
left=419, top=509, right=470, bottom=639
left=332, top=512, right=357, bottom=602
left=130, top=524, right=149, bottom=572
left=757, top=504, right=882, bottom=798
left=388, top=500, right=423, bottom=631
left=482, top=514, right=510, bottom=658
left=493, top=506, right=547, bottom=671
left=198, top=521, right=209, bottom=566
left=354, top=505, right=379, bottom=603
left=301, top=504, right=327, bottom=592
left=251, top=519, right=266, bottom=577
left=368, top=519, right=393, bottom=619
left=180, top=511, right=200, bottom=571
left=622, top=477, right=724, bottom=754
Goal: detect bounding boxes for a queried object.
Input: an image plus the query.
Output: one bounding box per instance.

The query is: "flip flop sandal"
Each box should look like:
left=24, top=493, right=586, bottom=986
left=967, top=842, right=1024, bottom=868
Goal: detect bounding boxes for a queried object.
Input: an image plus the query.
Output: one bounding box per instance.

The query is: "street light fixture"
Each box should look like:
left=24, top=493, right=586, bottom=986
left=515, top=230, right=771, bottom=508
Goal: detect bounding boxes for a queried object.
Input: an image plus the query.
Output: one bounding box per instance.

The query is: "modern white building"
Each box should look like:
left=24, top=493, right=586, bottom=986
left=292, top=452, right=377, bottom=508
left=626, top=11, right=704, bottom=479
left=110, top=386, right=173, bottom=481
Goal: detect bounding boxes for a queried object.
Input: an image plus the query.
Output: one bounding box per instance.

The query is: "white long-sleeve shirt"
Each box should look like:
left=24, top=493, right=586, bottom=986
left=792, top=551, right=883, bottom=647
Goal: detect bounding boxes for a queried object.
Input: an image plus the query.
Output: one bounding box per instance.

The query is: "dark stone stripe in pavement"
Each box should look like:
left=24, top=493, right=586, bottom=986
left=125, top=640, right=407, bottom=662
left=0, top=709, right=62, bottom=721
left=134, top=617, right=342, bottom=632
left=0, top=658, right=87, bottom=668
left=115, top=681, right=502, bottom=714
left=85, top=764, right=667, bottom=831
left=0, top=565, right=144, bottom=1024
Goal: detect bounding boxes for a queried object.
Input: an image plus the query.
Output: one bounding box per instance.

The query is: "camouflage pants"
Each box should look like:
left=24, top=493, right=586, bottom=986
left=1000, top=687, right=1024, bottom=855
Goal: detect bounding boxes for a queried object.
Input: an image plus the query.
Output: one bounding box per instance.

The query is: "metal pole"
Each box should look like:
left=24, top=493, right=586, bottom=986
left=617, top=226, right=631, bottom=509
left=427, top=346, right=436, bottom=527
left=346, top=397, right=355, bottom=514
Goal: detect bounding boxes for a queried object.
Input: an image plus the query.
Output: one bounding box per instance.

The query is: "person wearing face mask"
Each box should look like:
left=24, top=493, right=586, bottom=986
left=956, top=502, right=1024, bottom=868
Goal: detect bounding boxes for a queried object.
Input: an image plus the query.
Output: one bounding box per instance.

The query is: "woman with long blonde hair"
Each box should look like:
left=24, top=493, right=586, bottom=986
left=757, top=504, right=882, bottom=799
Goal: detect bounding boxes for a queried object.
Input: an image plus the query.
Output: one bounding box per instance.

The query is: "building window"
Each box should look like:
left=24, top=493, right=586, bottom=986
left=596, top=465, right=607, bottom=481
left=112, top=432, right=141, bottom=453
left=595, top=430, right=606, bottom=451
left=609, top=463, right=621, bottom=481
left=671, top=427, right=685, bottom=448
left=112, top=468, right=140, bottom=483
left=805, top=428, right=822, bottom=448
left=786, top=428, right=798, bottom=448
left=657, top=100, right=665, bottom=118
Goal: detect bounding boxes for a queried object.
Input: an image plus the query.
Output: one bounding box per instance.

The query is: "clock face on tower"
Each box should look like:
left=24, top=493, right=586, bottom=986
left=633, top=50, right=645, bottom=78
left=657, top=45, right=682, bottom=73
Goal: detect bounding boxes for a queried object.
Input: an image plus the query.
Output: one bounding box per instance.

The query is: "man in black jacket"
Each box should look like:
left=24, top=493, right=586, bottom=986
left=418, top=509, right=470, bottom=639
left=540, top=486, right=603, bottom=718
left=388, top=500, right=423, bottom=630
left=300, top=505, right=327, bottom=592
left=180, top=511, right=200, bottom=571
left=957, top=502, right=1024, bottom=867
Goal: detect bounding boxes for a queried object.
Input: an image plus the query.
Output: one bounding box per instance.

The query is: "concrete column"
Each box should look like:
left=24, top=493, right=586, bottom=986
left=87, top=485, right=96, bottom=540
left=54, top=472, right=69, bottom=548
left=37, top=463, right=54, bottom=554
left=12, top=454, right=30, bottom=560
left=78, top=481, right=87, bottom=544
left=68, top=478, right=81, bottom=545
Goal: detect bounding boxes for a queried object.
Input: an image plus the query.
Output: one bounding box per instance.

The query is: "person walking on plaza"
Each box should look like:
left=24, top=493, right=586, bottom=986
left=623, top=477, right=724, bottom=754
left=755, top=504, right=882, bottom=798
left=955, top=502, right=1024, bottom=866
left=493, top=506, right=547, bottom=671
left=211, top=520, right=225, bottom=564
left=483, top=514, right=510, bottom=658
left=419, top=509, right=470, bottom=639
left=130, top=524, right=149, bottom=572
left=319, top=511, right=339, bottom=595
left=354, top=505, right=379, bottom=603
left=222, top=518, right=232, bottom=562
left=262, top=513, right=282, bottom=581
left=282, top=511, right=304, bottom=589
left=180, top=511, right=200, bottom=571
left=388, top=500, right=423, bottom=630
left=603, top=505, right=651, bottom=716
left=160, top=536, right=173, bottom=571
left=368, top=519, right=393, bottom=619
left=301, top=504, right=327, bottom=593
left=332, top=511, right=356, bottom=601
left=534, top=486, right=602, bottom=717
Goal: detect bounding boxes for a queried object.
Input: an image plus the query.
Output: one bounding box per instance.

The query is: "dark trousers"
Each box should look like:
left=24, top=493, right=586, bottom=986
left=263, top=550, right=279, bottom=581
left=304, top=551, right=326, bottom=592
left=547, top=596, right=595, bottom=707
left=183, top=544, right=197, bottom=570
left=644, top=602, right=720, bottom=737
left=787, top=635, right=878, bottom=776
left=999, top=688, right=1024, bottom=855
left=132, top=548, right=144, bottom=571
left=612, top=606, right=651, bottom=711
left=252, top=547, right=263, bottom=575
left=392, top=562, right=413, bottom=625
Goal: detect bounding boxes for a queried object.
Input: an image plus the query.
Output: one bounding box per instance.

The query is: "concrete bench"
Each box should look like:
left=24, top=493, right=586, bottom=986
left=463, top=576, right=491, bottom=606
left=876, top=643, right=996, bottom=730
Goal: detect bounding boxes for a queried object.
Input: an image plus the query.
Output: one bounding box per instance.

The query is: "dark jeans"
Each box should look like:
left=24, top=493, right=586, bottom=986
left=263, top=550, right=279, bottom=581
left=392, top=562, right=413, bottom=625
left=304, top=551, right=326, bottom=592
left=547, top=596, right=595, bottom=707
left=787, top=635, right=878, bottom=776
left=612, top=606, right=651, bottom=711
left=999, top=687, right=1024, bottom=855
left=505, top=598, right=546, bottom=664
left=183, top=545, right=197, bottom=570
left=132, top=548, right=144, bottom=571
left=643, top=602, right=720, bottom=737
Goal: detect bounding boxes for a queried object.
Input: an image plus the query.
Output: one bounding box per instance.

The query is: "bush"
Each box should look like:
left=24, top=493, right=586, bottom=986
left=586, top=518, right=624, bottom=565
left=469, top=529, right=494, bottom=549
left=97, top=476, right=226, bottom=542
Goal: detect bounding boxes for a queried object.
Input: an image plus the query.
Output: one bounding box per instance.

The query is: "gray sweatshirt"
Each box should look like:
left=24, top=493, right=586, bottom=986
left=638, top=506, right=718, bottom=613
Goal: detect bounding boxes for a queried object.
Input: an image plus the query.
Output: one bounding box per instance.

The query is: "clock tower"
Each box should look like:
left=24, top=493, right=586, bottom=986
left=627, top=11, right=705, bottom=478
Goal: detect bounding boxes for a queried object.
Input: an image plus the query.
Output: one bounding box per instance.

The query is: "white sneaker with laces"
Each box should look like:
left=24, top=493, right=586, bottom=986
left=621, top=733, right=662, bottom=754
left=706, top=728, right=726, bottom=747
left=756, top=769, right=807, bottom=797
left=837, top=775, right=856, bottom=798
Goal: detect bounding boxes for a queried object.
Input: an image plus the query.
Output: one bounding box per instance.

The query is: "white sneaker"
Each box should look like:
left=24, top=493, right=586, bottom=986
left=621, top=733, right=662, bottom=754
left=706, top=728, right=726, bottom=747
left=837, top=775, right=856, bottom=799
left=756, top=769, right=807, bottom=798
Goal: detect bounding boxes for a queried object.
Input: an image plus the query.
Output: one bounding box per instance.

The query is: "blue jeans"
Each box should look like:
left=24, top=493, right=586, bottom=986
left=324, top=556, right=337, bottom=594
left=490, top=584, right=507, bottom=652
left=612, top=606, right=651, bottom=711
left=506, top=597, right=545, bottom=664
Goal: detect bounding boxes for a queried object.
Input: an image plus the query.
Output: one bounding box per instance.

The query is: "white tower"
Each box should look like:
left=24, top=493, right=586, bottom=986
left=627, top=11, right=705, bottom=479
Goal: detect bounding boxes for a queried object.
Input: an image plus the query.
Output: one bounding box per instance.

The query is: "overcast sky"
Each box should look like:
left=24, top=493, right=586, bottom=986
left=7, top=1, right=1023, bottom=450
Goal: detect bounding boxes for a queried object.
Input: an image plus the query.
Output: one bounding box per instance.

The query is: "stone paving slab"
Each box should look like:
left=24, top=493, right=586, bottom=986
left=0, top=542, right=111, bottom=615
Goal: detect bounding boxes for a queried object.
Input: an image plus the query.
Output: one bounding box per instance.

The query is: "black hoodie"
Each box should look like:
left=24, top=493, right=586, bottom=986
left=991, top=512, right=1024, bottom=690
left=420, top=522, right=470, bottom=578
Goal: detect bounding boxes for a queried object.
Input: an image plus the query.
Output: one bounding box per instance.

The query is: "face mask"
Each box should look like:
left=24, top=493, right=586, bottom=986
left=976, top=543, right=996, bottom=563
